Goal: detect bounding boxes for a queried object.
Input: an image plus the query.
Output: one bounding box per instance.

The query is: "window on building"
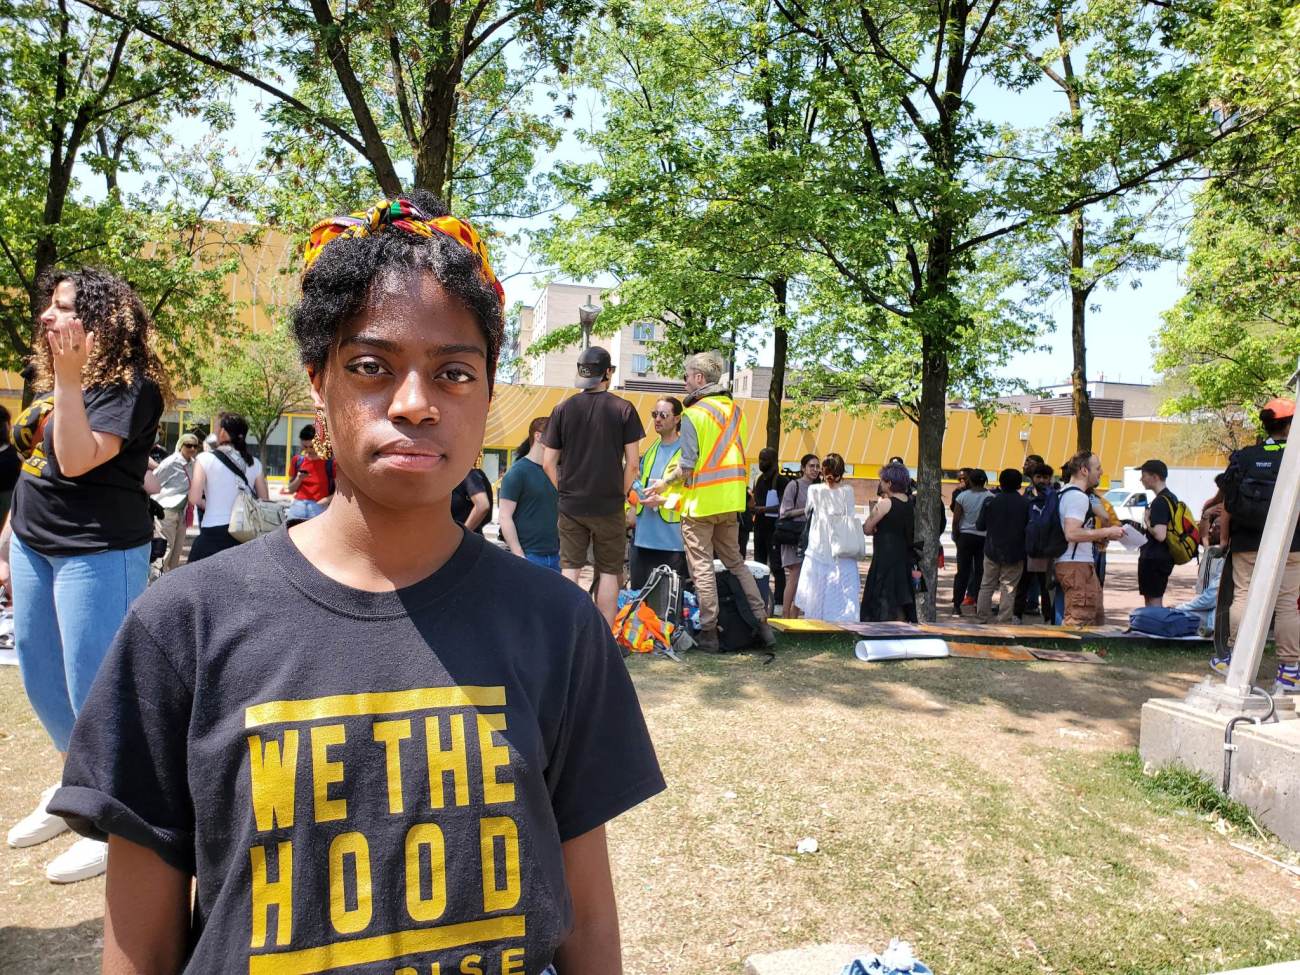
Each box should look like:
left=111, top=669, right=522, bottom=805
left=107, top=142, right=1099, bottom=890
left=632, top=354, right=650, bottom=376
left=248, top=417, right=290, bottom=479
left=632, top=321, right=655, bottom=343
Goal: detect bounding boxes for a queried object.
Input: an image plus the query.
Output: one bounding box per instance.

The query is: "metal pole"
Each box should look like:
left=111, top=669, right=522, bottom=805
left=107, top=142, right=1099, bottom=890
left=1223, top=357, right=1300, bottom=697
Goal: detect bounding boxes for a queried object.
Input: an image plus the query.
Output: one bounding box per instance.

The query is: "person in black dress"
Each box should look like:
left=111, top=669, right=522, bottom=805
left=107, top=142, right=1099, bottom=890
left=860, top=462, right=919, bottom=622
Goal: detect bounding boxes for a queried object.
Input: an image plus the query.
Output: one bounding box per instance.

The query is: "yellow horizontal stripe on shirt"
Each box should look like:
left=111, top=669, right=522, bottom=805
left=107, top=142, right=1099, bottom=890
left=244, top=686, right=507, bottom=728
left=247, top=916, right=525, bottom=975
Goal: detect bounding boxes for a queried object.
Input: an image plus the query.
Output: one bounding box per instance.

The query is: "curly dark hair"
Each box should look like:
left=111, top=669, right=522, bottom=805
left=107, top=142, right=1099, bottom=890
left=291, top=190, right=505, bottom=389
left=32, top=267, right=169, bottom=396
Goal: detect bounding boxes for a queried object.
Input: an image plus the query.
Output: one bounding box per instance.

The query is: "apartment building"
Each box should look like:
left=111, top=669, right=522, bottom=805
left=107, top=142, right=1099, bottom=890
left=516, top=283, right=686, bottom=393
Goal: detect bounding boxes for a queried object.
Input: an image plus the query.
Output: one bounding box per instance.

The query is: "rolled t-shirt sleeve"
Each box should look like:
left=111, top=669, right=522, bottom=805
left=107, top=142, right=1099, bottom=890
left=540, top=404, right=564, bottom=450
left=621, top=402, right=645, bottom=445
left=83, top=381, right=147, bottom=439
left=48, top=610, right=196, bottom=874
left=546, top=606, right=665, bottom=841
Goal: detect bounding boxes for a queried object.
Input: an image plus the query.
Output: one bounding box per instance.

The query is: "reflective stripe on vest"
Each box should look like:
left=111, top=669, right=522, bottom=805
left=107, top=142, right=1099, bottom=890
left=682, top=396, right=748, bottom=517
left=634, top=437, right=682, bottom=523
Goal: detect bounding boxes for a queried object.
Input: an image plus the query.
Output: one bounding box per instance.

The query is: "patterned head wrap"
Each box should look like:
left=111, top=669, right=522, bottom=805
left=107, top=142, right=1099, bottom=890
left=304, top=198, right=505, bottom=306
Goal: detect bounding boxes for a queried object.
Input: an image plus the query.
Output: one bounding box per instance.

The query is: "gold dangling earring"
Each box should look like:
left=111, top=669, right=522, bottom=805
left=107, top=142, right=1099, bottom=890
left=313, top=410, right=332, bottom=459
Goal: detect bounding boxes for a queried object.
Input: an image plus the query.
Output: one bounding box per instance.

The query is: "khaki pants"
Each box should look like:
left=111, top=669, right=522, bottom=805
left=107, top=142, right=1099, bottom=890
left=977, top=556, right=1023, bottom=624
left=1055, top=560, right=1101, bottom=628
left=682, top=513, right=767, bottom=633
left=160, top=507, right=187, bottom=573
left=1228, top=551, right=1300, bottom=665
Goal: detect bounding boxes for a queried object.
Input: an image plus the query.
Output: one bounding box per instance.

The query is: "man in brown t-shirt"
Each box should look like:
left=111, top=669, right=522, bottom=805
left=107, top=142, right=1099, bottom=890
left=542, top=346, right=644, bottom=624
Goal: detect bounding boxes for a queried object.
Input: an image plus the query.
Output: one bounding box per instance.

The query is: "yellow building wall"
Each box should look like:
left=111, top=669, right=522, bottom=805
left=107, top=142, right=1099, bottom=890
left=485, top=384, right=1227, bottom=480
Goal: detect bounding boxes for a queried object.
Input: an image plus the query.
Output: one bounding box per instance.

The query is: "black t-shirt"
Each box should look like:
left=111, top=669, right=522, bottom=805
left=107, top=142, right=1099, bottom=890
left=1141, top=487, right=1176, bottom=564
left=51, top=528, right=664, bottom=974
left=541, top=391, right=644, bottom=517
left=11, top=378, right=163, bottom=556
left=979, top=490, right=1030, bottom=564
left=451, top=468, right=493, bottom=534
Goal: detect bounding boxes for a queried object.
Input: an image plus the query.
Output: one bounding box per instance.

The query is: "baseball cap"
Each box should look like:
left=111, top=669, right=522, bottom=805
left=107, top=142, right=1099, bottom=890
left=177, top=433, right=201, bottom=448
left=1138, top=459, right=1168, bottom=479
left=1261, top=397, right=1296, bottom=421
left=575, top=346, right=613, bottom=389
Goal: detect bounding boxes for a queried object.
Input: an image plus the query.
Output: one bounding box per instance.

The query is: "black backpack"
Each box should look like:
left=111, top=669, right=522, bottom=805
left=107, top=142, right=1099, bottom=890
left=1225, top=444, right=1283, bottom=531
left=1025, top=485, right=1082, bottom=560
left=716, top=570, right=763, bottom=650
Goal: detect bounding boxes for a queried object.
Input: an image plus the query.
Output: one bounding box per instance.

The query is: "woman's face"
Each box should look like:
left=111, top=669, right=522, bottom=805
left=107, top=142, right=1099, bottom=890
left=313, top=273, right=490, bottom=513
left=803, top=458, right=821, bottom=480
left=39, top=280, right=79, bottom=333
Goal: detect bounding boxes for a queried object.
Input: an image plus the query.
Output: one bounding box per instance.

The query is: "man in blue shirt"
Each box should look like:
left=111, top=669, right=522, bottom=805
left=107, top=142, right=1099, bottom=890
left=499, top=417, right=560, bottom=570
left=629, top=397, right=687, bottom=589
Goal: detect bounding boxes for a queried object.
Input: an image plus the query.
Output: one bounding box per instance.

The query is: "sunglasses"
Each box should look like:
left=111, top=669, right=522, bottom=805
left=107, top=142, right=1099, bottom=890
left=650, top=410, right=673, bottom=419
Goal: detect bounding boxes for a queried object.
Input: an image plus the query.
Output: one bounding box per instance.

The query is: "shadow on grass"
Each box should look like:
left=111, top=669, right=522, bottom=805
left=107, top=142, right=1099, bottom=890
left=627, top=634, right=1258, bottom=745
left=0, top=918, right=101, bottom=974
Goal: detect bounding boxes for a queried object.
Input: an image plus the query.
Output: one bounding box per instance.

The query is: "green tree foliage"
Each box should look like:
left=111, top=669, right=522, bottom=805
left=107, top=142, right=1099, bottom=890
left=191, top=326, right=311, bottom=466
left=538, top=0, right=834, bottom=449
left=1154, top=0, right=1300, bottom=421
left=81, top=0, right=594, bottom=225
left=0, top=0, right=246, bottom=395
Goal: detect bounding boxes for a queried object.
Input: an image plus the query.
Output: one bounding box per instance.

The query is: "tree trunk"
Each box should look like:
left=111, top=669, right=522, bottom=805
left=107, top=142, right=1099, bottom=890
left=415, top=70, right=458, bottom=198
left=914, top=332, right=950, bottom=623
left=767, top=276, right=788, bottom=452
left=1070, top=209, right=1093, bottom=452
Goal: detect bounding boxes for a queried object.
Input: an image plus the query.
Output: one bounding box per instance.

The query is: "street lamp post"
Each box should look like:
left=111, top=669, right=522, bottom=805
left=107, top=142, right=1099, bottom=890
left=578, top=295, right=601, bottom=350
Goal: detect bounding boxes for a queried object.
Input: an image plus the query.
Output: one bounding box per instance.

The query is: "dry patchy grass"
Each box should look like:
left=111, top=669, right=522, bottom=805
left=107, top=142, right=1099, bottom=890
left=2, top=639, right=1298, bottom=975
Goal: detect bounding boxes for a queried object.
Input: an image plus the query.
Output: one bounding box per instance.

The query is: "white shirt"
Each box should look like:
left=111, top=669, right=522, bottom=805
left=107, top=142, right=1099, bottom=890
left=803, top=482, right=859, bottom=564
left=1057, top=486, right=1094, bottom=563
left=197, top=447, right=263, bottom=529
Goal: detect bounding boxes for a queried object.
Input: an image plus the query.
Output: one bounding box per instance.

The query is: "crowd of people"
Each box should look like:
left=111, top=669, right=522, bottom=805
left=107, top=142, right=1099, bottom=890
left=0, top=190, right=1293, bottom=975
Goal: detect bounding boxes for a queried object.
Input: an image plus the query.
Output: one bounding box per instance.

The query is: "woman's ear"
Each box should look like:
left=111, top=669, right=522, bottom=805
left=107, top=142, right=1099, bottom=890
left=307, top=367, right=325, bottom=411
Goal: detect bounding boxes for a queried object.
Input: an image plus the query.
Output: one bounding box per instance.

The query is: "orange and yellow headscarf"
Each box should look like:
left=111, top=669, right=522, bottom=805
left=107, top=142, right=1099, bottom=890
left=304, top=198, right=505, bottom=306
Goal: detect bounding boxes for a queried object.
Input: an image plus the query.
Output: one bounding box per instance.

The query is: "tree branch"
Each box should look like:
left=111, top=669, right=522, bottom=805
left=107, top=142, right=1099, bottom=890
left=0, top=233, right=33, bottom=294
left=69, top=0, right=370, bottom=158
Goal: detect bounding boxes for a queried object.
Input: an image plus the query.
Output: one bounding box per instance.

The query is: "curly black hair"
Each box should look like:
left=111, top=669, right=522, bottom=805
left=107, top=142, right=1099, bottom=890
left=32, top=267, right=169, bottom=397
left=291, top=190, right=505, bottom=389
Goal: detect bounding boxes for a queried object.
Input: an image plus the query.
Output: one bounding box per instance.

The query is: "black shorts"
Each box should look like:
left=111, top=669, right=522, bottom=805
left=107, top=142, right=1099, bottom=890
left=1138, top=556, right=1174, bottom=598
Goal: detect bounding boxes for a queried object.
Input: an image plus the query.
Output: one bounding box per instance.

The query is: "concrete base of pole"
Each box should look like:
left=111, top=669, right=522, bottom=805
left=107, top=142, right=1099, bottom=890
left=1139, top=699, right=1300, bottom=850
left=1183, top=677, right=1298, bottom=720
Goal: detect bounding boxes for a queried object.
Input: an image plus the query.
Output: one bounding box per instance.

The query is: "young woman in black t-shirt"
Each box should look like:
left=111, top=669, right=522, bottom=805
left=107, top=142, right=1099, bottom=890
left=0, top=268, right=163, bottom=883
left=50, top=194, right=663, bottom=974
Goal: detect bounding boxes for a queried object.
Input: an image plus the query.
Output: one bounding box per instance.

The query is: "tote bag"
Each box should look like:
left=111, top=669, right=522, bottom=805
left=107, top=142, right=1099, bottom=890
left=212, top=450, right=286, bottom=543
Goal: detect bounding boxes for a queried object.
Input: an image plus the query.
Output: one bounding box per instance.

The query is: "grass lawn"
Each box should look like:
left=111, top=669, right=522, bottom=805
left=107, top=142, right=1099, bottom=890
left=2, top=638, right=1299, bottom=974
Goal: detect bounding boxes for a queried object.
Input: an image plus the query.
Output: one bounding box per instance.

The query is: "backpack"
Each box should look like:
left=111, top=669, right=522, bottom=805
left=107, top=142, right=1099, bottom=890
left=717, top=569, right=767, bottom=651
left=1225, top=445, right=1282, bottom=531
left=1025, top=485, right=1081, bottom=560
left=613, top=565, right=688, bottom=660
left=1157, top=494, right=1200, bottom=565
left=1128, top=606, right=1199, bottom=638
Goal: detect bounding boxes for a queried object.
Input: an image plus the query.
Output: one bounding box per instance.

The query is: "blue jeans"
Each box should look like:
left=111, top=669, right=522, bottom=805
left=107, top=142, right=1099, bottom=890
left=287, top=499, right=325, bottom=522
left=525, top=552, right=561, bottom=572
left=11, top=536, right=149, bottom=751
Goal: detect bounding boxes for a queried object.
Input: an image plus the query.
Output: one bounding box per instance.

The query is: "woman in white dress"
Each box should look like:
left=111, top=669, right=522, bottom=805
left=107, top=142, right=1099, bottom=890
left=794, top=453, right=863, bottom=622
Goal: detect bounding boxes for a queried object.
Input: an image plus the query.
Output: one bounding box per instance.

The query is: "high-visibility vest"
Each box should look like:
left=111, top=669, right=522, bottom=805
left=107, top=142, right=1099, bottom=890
left=631, top=436, right=683, bottom=523
left=680, top=394, right=748, bottom=518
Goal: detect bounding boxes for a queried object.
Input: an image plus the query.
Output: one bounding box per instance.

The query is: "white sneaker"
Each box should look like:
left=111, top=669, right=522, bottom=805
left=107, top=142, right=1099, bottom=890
left=7, top=785, right=69, bottom=848
left=45, top=837, right=107, bottom=884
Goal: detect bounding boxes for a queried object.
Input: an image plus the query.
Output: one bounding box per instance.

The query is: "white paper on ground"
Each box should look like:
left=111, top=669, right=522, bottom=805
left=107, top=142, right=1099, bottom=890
left=854, top=638, right=950, bottom=662
left=1118, top=524, right=1147, bottom=551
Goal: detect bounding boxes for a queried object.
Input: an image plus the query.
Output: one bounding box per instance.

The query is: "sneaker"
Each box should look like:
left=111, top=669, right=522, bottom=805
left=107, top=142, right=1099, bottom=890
left=45, top=837, right=107, bottom=884
left=1273, top=663, right=1300, bottom=695
left=1210, top=654, right=1231, bottom=676
left=756, top=622, right=777, bottom=649
left=7, top=786, right=69, bottom=849
left=962, top=596, right=976, bottom=606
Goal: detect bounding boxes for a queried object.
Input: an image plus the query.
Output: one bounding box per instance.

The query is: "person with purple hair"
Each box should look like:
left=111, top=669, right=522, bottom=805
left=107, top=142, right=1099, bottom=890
left=860, top=462, right=920, bottom=622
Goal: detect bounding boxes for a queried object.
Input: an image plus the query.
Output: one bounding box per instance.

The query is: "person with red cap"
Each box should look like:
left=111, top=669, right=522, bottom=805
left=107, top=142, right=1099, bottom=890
left=1214, top=397, right=1300, bottom=694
